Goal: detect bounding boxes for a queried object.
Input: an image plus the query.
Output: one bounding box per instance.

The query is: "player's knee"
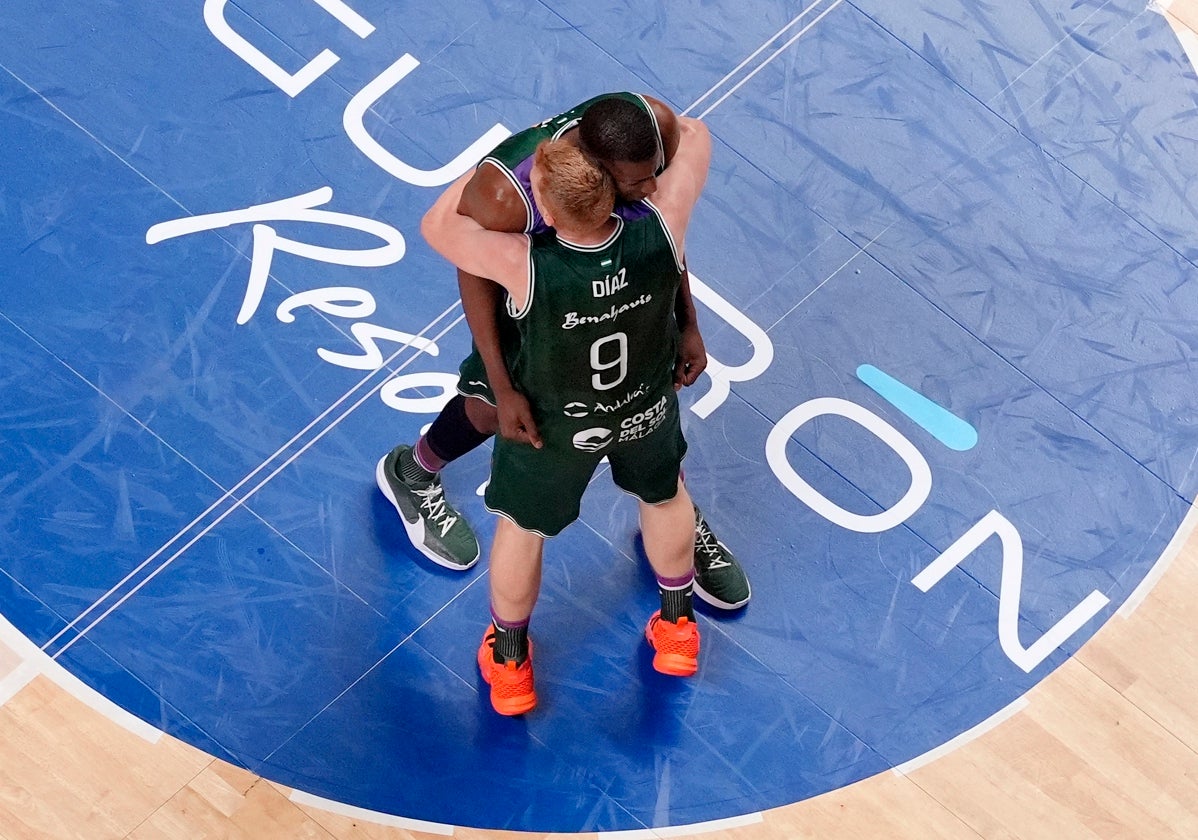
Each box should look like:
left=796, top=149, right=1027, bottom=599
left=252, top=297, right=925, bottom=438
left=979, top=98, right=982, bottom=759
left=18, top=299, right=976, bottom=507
left=464, top=395, right=500, bottom=435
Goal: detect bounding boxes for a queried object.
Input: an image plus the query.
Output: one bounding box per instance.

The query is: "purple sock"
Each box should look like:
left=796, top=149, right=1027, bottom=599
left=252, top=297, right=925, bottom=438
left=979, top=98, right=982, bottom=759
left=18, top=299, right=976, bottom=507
left=413, top=435, right=448, bottom=473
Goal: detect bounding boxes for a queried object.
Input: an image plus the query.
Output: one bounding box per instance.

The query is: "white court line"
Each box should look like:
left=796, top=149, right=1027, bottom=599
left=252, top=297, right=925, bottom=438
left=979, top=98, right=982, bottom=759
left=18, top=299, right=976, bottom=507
left=276, top=4, right=1193, bottom=831
left=0, top=611, right=161, bottom=741
left=259, top=568, right=502, bottom=766
left=892, top=695, right=1030, bottom=775
left=49, top=312, right=466, bottom=659
left=289, top=790, right=455, bottom=835
left=598, top=813, right=765, bottom=839
left=693, top=0, right=846, bottom=120
left=1118, top=497, right=1198, bottom=617
left=41, top=301, right=462, bottom=655
left=768, top=3, right=1152, bottom=331
left=767, top=224, right=895, bottom=331
left=2, top=58, right=464, bottom=651
left=41, top=0, right=848, bottom=658
left=986, top=0, right=1121, bottom=105
left=0, top=660, right=40, bottom=709
left=1166, top=14, right=1198, bottom=72
left=993, top=7, right=1149, bottom=129
left=268, top=9, right=849, bottom=826
left=0, top=308, right=386, bottom=623
left=0, top=61, right=189, bottom=218
left=2, top=60, right=469, bottom=656
left=1, top=6, right=909, bottom=833
left=683, top=0, right=833, bottom=116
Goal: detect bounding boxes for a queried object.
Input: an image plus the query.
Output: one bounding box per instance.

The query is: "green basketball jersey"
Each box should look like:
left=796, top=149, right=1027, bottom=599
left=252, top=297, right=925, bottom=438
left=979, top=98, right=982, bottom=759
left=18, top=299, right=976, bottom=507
left=455, top=92, right=672, bottom=408
left=480, top=92, right=665, bottom=233
left=504, top=205, right=684, bottom=433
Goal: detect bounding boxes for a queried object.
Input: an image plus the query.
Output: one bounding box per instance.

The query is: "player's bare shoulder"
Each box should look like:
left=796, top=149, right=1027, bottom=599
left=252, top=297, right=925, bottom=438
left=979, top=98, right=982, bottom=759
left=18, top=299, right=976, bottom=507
left=457, top=162, right=529, bottom=233
left=642, top=94, right=681, bottom=165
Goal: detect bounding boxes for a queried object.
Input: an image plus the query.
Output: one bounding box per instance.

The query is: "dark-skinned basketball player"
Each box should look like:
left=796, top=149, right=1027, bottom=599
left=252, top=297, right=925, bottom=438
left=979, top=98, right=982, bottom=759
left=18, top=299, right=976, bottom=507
left=424, top=125, right=712, bottom=713
left=376, top=93, right=750, bottom=611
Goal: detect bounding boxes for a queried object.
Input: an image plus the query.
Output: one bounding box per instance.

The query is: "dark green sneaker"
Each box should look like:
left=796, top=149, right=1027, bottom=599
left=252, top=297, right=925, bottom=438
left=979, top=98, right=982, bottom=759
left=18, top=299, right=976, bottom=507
left=692, top=507, right=750, bottom=609
left=375, top=445, right=480, bottom=570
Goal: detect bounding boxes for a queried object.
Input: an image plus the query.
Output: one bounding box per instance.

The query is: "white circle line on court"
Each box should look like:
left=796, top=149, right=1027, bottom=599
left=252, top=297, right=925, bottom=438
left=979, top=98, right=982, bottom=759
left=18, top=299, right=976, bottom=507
left=288, top=790, right=456, bottom=835
left=891, top=695, right=1030, bottom=776
left=597, top=813, right=766, bottom=839
left=1118, top=496, right=1198, bottom=617
left=0, top=611, right=162, bottom=743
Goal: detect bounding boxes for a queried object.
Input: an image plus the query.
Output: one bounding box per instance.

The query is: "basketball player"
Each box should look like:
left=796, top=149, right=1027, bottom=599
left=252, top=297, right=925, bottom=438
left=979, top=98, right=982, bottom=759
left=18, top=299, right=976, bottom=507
left=420, top=118, right=713, bottom=714
left=376, top=93, right=751, bottom=610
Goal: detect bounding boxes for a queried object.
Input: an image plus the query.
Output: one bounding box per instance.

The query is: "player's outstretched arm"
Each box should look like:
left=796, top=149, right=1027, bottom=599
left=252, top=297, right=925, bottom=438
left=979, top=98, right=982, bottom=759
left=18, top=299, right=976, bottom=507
left=651, top=117, right=712, bottom=247
left=652, top=118, right=713, bottom=389
left=451, top=164, right=543, bottom=447
left=421, top=173, right=530, bottom=311
left=639, top=99, right=706, bottom=389
left=452, top=163, right=524, bottom=400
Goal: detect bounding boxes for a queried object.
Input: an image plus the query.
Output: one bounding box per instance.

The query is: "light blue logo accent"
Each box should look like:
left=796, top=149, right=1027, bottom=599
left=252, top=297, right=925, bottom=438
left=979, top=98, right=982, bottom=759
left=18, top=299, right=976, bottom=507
left=856, top=364, right=978, bottom=451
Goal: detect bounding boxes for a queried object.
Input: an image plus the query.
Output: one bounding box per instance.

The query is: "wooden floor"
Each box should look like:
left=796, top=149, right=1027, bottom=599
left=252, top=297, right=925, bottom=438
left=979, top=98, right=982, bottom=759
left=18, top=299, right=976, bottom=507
left=4, top=6, right=1198, bottom=839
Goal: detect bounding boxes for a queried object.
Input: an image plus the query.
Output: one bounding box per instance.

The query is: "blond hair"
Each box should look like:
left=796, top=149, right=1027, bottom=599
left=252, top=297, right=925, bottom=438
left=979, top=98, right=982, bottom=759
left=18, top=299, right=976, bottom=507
left=533, top=139, right=616, bottom=231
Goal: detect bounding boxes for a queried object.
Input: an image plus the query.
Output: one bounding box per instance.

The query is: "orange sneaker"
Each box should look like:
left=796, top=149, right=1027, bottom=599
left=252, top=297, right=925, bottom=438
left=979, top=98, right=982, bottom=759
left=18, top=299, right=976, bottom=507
left=645, top=610, right=700, bottom=676
left=477, top=625, right=537, bottom=716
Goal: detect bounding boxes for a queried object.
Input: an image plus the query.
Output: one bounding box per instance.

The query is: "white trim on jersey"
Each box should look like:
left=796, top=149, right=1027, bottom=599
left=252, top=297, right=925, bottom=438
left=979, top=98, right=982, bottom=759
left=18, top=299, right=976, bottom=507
left=507, top=234, right=535, bottom=320
left=552, top=118, right=582, bottom=141
left=640, top=199, right=685, bottom=273
left=556, top=216, right=624, bottom=253
left=631, top=92, right=667, bottom=172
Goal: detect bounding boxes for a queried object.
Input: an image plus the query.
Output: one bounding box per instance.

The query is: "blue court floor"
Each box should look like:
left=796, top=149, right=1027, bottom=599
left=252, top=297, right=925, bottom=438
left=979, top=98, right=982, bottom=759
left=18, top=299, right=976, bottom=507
left=3, top=0, right=1198, bottom=832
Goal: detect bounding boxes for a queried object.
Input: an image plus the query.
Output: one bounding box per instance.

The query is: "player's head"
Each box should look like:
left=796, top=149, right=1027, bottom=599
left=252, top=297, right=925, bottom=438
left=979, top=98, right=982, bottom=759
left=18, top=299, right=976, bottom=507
left=578, top=96, right=660, bottom=201
left=530, top=139, right=616, bottom=234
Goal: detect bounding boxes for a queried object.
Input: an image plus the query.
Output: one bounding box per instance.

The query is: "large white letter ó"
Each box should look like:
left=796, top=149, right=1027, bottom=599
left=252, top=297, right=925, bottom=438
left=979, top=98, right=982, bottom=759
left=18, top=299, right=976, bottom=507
left=766, top=397, right=932, bottom=533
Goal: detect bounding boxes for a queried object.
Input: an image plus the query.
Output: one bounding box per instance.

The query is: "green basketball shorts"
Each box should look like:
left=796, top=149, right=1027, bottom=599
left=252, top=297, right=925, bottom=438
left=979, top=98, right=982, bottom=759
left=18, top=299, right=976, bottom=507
left=456, top=346, right=496, bottom=406
left=485, top=391, right=687, bottom=537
